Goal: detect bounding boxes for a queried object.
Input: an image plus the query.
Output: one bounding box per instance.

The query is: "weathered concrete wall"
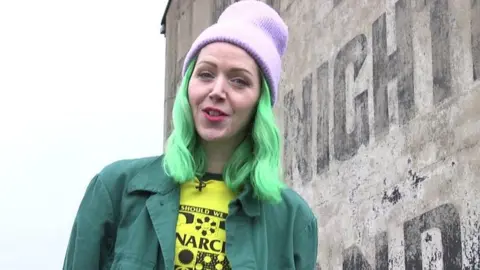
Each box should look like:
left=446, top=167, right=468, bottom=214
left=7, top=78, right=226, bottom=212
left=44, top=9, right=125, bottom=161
left=280, top=0, right=480, bottom=268
left=163, top=0, right=480, bottom=268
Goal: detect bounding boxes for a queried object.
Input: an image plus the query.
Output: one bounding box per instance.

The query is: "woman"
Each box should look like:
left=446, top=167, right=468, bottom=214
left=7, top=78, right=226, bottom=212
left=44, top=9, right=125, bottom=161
left=63, top=1, right=318, bottom=269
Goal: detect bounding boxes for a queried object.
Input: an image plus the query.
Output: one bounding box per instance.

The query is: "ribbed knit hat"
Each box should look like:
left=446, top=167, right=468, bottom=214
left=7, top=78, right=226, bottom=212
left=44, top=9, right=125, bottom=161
left=181, top=0, right=288, bottom=106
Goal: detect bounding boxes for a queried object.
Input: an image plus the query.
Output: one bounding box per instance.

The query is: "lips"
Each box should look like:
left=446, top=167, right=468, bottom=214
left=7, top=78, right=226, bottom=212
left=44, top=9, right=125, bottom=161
left=202, top=107, right=228, bottom=116
left=202, top=107, right=228, bottom=122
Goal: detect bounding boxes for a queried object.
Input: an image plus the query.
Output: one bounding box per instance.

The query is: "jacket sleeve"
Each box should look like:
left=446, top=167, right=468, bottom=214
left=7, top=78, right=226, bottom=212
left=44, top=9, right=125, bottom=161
left=63, top=174, right=115, bottom=270
left=294, top=216, right=318, bottom=270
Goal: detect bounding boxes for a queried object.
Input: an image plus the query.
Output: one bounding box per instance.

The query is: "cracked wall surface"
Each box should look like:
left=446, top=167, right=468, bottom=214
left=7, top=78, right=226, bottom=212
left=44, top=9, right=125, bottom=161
left=163, top=0, right=480, bottom=268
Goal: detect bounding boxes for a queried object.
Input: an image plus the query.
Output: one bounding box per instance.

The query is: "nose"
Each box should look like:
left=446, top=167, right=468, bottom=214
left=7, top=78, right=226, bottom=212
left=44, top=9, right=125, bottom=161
left=208, top=75, right=227, bottom=101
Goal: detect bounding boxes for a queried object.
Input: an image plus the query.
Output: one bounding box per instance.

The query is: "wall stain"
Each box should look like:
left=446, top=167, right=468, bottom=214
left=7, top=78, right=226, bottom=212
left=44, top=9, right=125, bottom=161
left=348, top=181, right=361, bottom=204
left=333, top=0, right=344, bottom=8
left=409, top=169, right=428, bottom=188
left=382, top=186, right=402, bottom=204
left=425, top=232, right=433, bottom=242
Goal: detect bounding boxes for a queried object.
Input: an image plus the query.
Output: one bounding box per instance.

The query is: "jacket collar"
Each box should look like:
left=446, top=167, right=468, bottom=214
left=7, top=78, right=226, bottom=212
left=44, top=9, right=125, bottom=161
left=236, top=183, right=261, bottom=217
left=126, top=155, right=177, bottom=195
left=126, top=155, right=261, bottom=217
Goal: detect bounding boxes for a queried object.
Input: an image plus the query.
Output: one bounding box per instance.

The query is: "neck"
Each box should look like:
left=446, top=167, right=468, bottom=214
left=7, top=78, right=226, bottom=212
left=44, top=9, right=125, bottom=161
left=202, top=138, right=241, bottom=174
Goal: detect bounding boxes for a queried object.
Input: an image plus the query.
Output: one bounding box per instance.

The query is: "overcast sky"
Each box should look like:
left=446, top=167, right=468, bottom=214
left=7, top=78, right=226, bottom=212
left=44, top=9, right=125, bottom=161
left=0, top=0, right=168, bottom=268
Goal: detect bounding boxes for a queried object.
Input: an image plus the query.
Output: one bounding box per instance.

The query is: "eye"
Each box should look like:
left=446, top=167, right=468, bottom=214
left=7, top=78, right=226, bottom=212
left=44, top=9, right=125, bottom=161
left=197, top=71, right=214, bottom=80
left=231, top=78, right=249, bottom=88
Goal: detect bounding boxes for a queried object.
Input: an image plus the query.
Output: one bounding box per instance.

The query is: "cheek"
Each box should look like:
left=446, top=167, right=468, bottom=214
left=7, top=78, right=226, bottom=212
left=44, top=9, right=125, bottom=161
left=234, top=101, right=258, bottom=126
left=187, top=87, right=200, bottom=109
left=187, top=91, right=194, bottom=108
left=187, top=81, right=208, bottom=108
left=237, top=91, right=259, bottom=115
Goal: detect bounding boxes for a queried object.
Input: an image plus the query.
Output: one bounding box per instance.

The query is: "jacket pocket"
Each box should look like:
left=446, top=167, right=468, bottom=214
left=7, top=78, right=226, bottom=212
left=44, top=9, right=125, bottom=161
left=108, top=252, right=156, bottom=270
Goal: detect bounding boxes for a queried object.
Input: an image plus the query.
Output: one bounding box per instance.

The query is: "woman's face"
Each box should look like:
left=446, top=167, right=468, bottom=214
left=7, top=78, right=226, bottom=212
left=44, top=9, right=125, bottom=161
left=188, top=42, right=261, bottom=144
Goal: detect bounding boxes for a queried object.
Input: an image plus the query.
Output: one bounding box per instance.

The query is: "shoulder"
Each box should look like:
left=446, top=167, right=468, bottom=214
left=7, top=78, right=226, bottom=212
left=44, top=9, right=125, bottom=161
left=264, top=187, right=317, bottom=228
left=97, top=156, right=162, bottom=182
left=95, top=155, right=164, bottom=194
left=281, top=187, right=317, bottom=222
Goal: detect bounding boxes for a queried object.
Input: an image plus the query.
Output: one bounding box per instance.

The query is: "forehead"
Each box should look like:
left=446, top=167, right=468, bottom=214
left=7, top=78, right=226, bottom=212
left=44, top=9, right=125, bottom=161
left=196, top=42, right=257, bottom=69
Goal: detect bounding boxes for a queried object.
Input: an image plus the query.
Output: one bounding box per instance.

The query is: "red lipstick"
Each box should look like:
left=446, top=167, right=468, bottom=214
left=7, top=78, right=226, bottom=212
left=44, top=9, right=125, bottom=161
left=202, top=107, right=228, bottom=122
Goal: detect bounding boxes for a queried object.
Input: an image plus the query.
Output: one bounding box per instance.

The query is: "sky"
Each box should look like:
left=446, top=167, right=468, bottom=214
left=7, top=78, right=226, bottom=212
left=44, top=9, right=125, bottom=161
left=0, top=0, right=168, bottom=269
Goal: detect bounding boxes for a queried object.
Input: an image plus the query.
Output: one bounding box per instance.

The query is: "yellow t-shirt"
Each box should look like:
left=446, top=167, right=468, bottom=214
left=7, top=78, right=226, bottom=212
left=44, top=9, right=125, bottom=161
left=174, top=173, right=235, bottom=270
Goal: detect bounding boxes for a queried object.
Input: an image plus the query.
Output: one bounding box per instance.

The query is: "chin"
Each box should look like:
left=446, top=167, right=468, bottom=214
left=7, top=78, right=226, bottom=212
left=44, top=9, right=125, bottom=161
left=199, top=133, right=228, bottom=142
left=197, top=129, right=231, bottom=142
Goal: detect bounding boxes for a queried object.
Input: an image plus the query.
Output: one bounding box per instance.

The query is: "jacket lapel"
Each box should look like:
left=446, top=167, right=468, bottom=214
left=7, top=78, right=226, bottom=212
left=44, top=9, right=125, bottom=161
left=126, top=156, right=180, bottom=269
left=146, top=189, right=179, bottom=269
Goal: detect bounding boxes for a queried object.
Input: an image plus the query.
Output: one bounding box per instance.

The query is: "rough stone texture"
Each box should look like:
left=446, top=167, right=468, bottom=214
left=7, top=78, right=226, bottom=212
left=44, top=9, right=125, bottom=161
left=163, top=0, right=480, bottom=268
left=162, top=0, right=178, bottom=146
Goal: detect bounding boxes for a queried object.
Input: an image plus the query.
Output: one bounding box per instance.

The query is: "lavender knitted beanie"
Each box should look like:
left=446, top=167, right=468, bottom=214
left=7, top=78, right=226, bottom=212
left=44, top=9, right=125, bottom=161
left=181, top=0, right=288, bottom=106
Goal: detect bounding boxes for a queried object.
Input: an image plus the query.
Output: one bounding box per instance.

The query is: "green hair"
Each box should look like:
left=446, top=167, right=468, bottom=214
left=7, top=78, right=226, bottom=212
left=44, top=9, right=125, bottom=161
left=163, top=60, right=285, bottom=203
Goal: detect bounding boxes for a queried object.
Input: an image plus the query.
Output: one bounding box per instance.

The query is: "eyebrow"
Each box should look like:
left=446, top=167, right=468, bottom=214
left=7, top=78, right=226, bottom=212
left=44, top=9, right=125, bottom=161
left=197, top=60, right=254, bottom=77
